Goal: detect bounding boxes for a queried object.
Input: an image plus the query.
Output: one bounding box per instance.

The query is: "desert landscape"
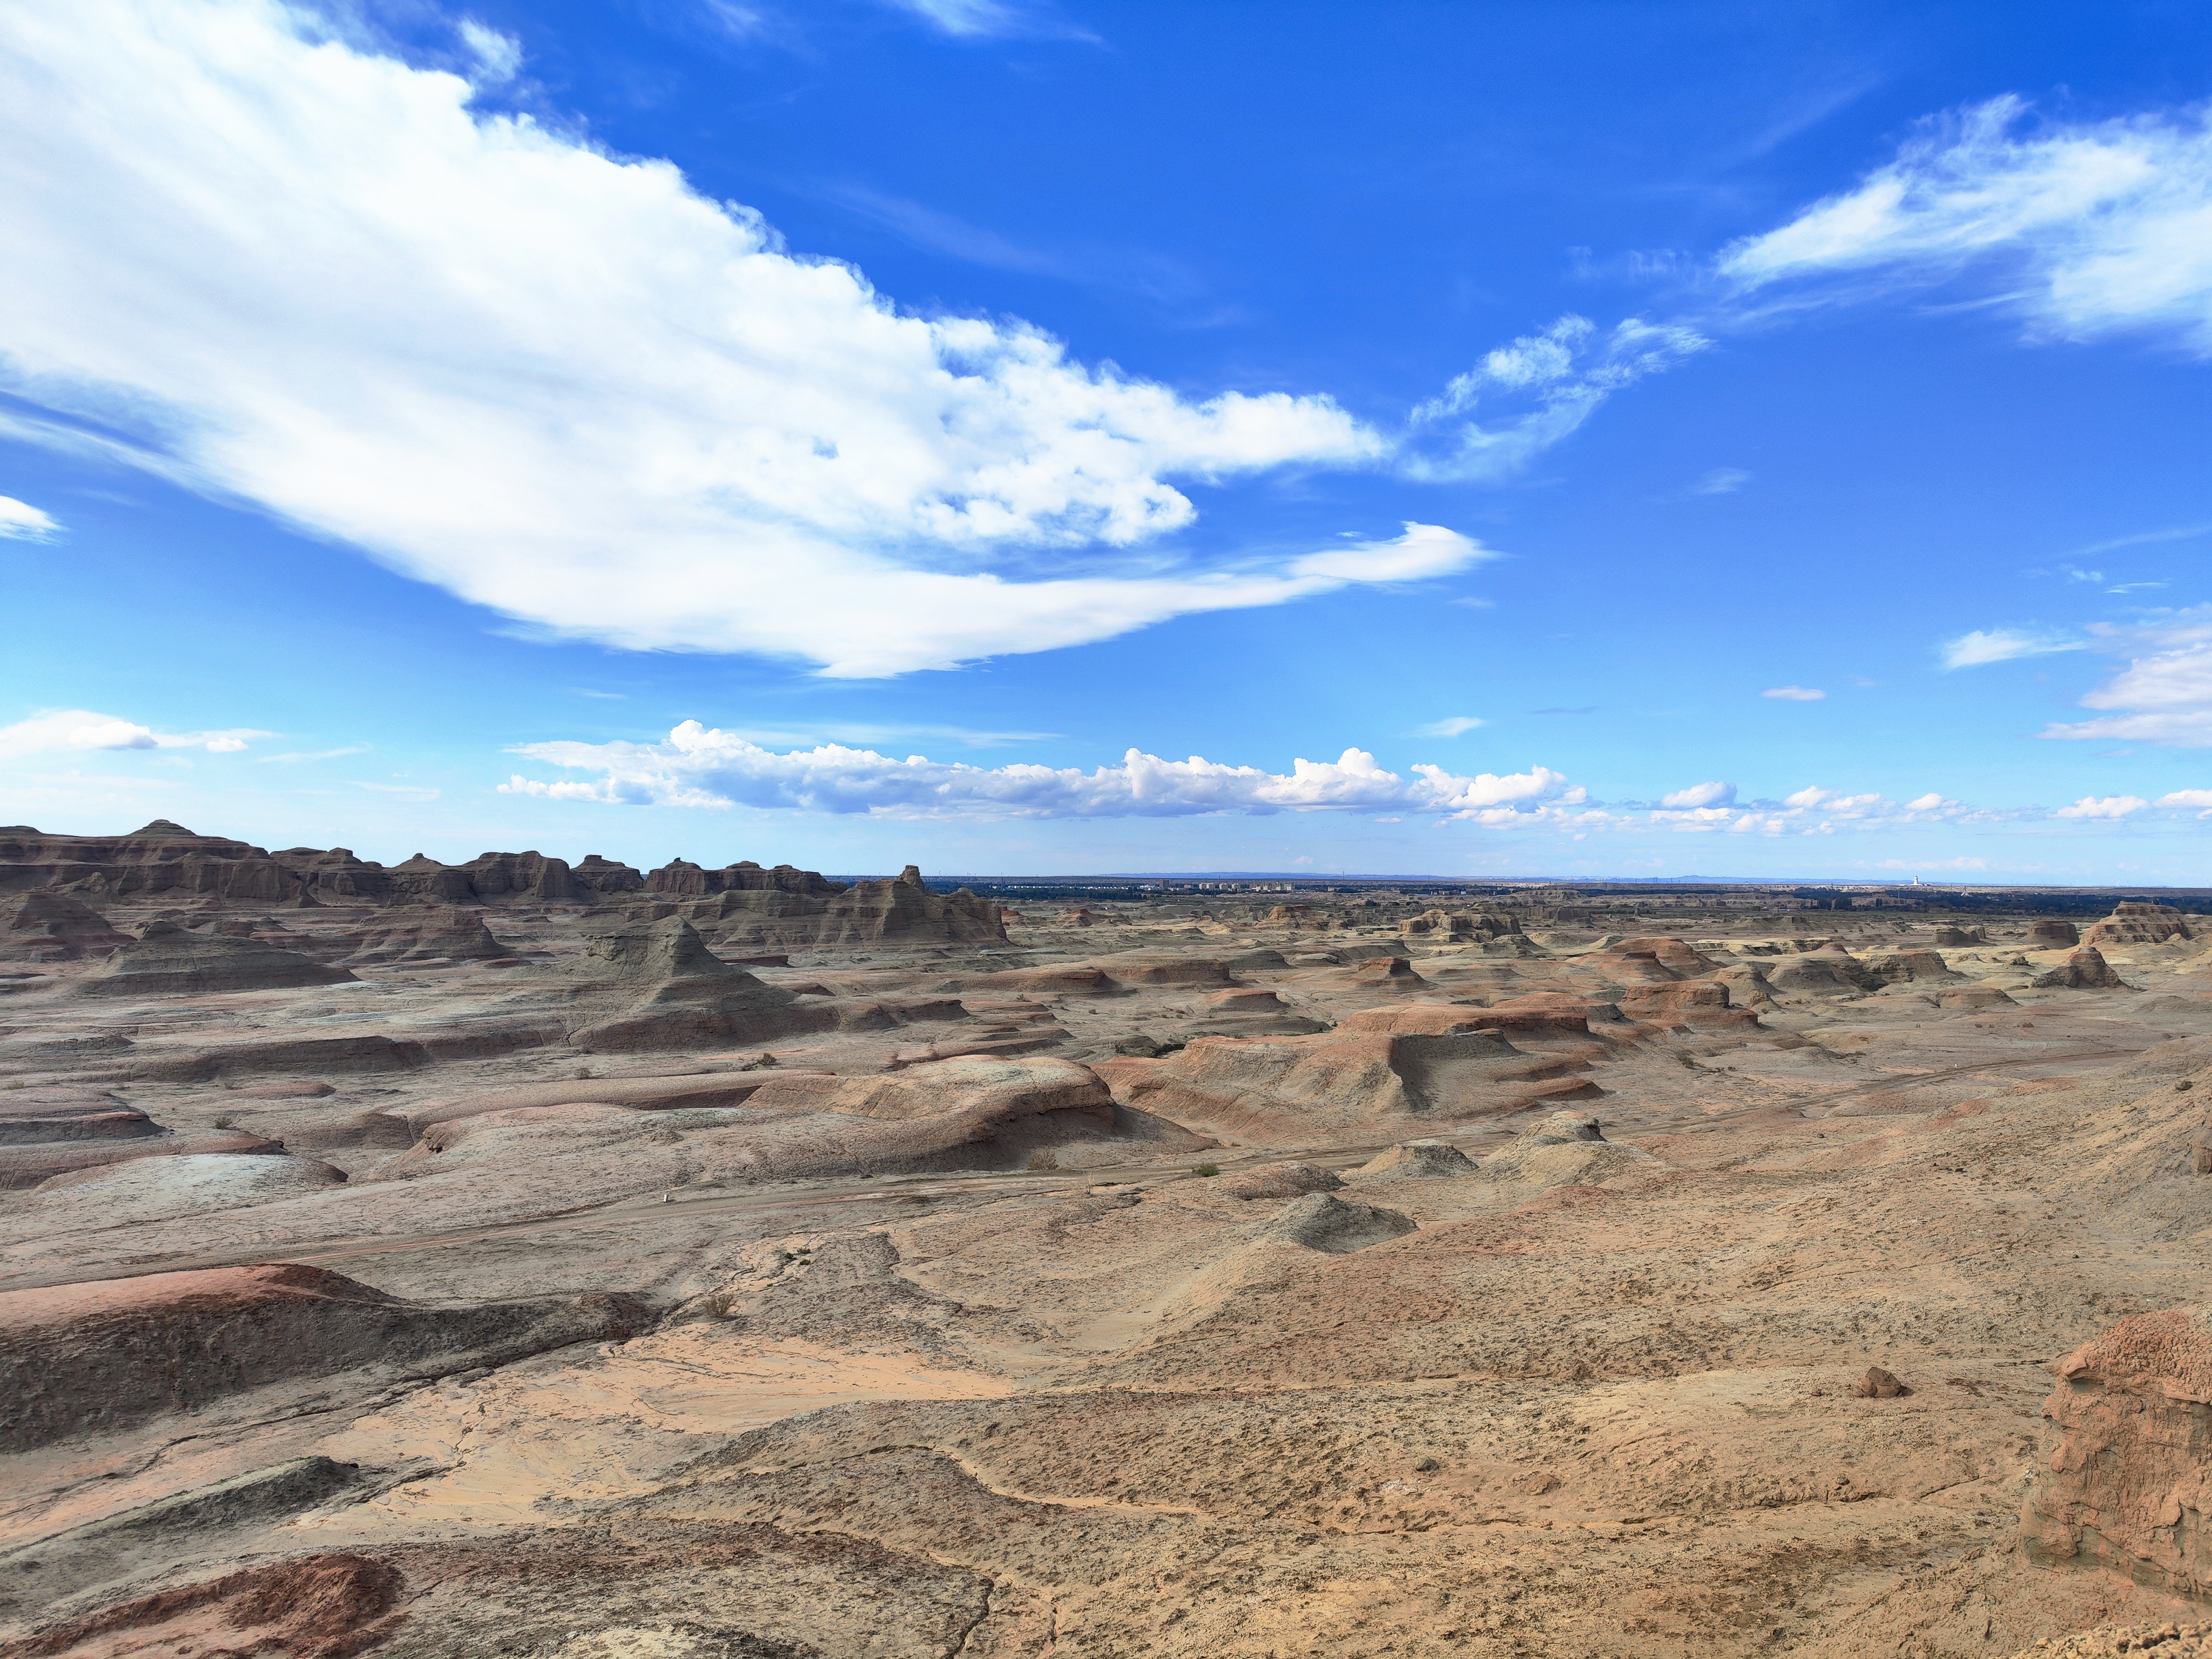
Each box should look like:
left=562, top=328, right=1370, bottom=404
left=0, top=821, right=2205, bottom=1657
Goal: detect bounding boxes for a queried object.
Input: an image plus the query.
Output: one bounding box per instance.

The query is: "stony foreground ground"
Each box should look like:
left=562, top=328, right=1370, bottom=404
left=4, top=865, right=2211, bottom=1657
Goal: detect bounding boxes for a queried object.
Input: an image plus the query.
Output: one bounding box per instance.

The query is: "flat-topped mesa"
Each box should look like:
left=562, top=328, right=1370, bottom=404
left=647, top=859, right=847, bottom=899
left=2084, top=901, right=2197, bottom=948
left=1399, top=908, right=1523, bottom=942
left=383, top=849, right=640, bottom=906
left=0, top=820, right=305, bottom=903
left=673, top=862, right=1004, bottom=948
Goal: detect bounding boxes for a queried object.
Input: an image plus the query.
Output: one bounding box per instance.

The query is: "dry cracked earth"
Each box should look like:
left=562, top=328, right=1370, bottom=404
left=6, top=826, right=2212, bottom=1658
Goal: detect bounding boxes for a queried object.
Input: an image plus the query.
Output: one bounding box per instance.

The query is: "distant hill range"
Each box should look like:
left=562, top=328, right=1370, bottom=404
left=0, top=820, right=1004, bottom=948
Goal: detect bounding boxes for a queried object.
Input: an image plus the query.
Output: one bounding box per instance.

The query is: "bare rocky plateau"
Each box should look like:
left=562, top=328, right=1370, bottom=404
left=5, top=822, right=2212, bottom=1657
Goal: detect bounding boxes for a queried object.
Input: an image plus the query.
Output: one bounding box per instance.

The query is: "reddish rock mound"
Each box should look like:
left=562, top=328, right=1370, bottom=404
left=2024, top=1305, right=2212, bottom=1599
left=3, top=1551, right=405, bottom=1658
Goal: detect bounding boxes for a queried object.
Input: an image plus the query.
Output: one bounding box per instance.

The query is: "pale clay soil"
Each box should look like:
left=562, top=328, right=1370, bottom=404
left=3, top=896, right=2212, bottom=1658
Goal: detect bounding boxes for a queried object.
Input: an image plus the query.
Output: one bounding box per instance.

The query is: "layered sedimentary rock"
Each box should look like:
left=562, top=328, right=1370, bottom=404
left=1399, top=908, right=1525, bottom=942
left=1863, top=949, right=1960, bottom=983
left=563, top=916, right=909, bottom=1051
left=76, top=922, right=357, bottom=997
left=682, top=864, right=1005, bottom=949
left=0, top=821, right=305, bottom=903
left=347, top=905, right=511, bottom=966
left=2086, top=902, right=2197, bottom=949
left=2024, top=1305, right=2212, bottom=1599
left=2033, top=919, right=2083, bottom=948
left=647, top=859, right=845, bottom=899
left=1768, top=942, right=1883, bottom=997
left=2035, top=947, right=2130, bottom=990
left=1, top=892, right=131, bottom=961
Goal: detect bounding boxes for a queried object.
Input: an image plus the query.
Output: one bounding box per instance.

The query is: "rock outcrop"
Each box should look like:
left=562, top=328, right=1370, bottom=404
left=1862, top=949, right=1960, bottom=983
left=1399, top=908, right=1524, bottom=943
left=568, top=917, right=853, bottom=1051
left=1353, top=1139, right=1477, bottom=1179
left=2086, top=902, right=2197, bottom=949
left=76, top=921, right=358, bottom=996
left=2034, top=946, right=2131, bottom=990
left=346, top=905, right=511, bottom=966
left=2032, top=919, right=2083, bottom=948
left=2, top=891, right=131, bottom=961
left=0, top=821, right=305, bottom=903
left=2024, top=1305, right=2212, bottom=1599
left=681, top=864, right=1004, bottom=949
left=1768, top=943, right=1883, bottom=997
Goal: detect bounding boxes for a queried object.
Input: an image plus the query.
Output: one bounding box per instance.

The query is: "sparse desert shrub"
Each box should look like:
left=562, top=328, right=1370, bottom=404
left=574, top=1066, right=592, bottom=1080
left=1192, top=1162, right=1219, bottom=1177
left=213, top=1114, right=237, bottom=1129
left=1026, top=1149, right=1059, bottom=1171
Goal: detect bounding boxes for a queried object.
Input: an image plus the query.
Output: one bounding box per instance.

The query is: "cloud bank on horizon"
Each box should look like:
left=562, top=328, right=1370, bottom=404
left=495, top=720, right=2211, bottom=837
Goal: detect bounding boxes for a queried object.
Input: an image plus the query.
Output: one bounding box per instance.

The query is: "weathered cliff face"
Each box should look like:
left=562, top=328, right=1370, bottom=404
left=2086, top=903, right=2198, bottom=949
left=0, top=821, right=305, bottom=903
left=646, top=859, right=846, bottom=899
left=681, top=865, right=1004, bottom=948
left=2024, top=1305, right=2212, bottom=1599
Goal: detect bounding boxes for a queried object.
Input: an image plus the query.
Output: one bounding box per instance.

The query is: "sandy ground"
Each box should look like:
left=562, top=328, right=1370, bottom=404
left=3, top=894, right=2211, bottom=1656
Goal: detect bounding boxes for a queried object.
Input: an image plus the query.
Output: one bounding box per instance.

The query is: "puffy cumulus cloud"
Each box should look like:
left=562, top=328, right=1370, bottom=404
left=0, top=0, right=1490, bottom=678
left=0, top=709, right=267, bottom=757
left=2161, top=788, right=2212, bottom=818
left=1404, top=315, right=1709, bottom=482
left=2041, top=609, right=2212, bottom=746
left=500, top=721, right=1586, bottom=823
left=1721, top=96, right=2212, bottom=353
left=0, top=495, right=58, bottom=539
left=1762, top=686, right=1825, bottom=702
left=2054, top=794, right=2149, bottom=819
left=1660, top=780, right=1736, bottom=809
left=1940, top=627, right=2083, bottom=669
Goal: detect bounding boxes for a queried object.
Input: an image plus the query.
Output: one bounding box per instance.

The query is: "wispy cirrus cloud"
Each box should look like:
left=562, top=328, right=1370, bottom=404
left=1761, top=685, right=1825, bottom=702
left=1720, top=95, right=2212, bottom=353
left=1404, top=314, right=1711, bottom=483
left=1940, top=627, right=2085, bottom=669
left=2041, top=608, right=2212, bottom=746
left=0, top=708, right=267, bottom=758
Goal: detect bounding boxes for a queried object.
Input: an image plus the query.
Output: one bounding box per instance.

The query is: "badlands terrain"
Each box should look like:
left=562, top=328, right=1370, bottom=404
left=4, top=822, right=2212, bottom=1657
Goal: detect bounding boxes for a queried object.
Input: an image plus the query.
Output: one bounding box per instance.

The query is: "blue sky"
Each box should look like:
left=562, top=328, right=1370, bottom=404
left=2, top=0, right=2209, bottom=880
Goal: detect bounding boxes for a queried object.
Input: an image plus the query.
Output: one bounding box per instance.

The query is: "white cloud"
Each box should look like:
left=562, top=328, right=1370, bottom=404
left=2041, top=608, right=2212, bottom=746
left=2054, top=794, right=2149, bottom=819
left=1418, top=716, right=1483, bottom=738
left=0, top=0, right=1448, bottom=678
left=1720, top=95, right=2212, bottom=353
left=1660, top=780, right=1736, bottom=809
left=254, top=745, right=369, bottom=764
left=882, top=0, right=1031, bottom=37
left=2160, top=788, right=2212, bottom=817
left=1688, top=467, right=1750, bottom=496
left=1762, top=686, right=1826, bottom=701
left=1405, top=314, right=1710, bottom=482
left=456, top=20, right=521, bottom=84
left=0, top=708, right=267, bottom=758
left=502, top=720, right=1586, bottom=823
left=1940, top=627, right=2083, bottom=669
left=0, top=495, right=58, bottom=539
